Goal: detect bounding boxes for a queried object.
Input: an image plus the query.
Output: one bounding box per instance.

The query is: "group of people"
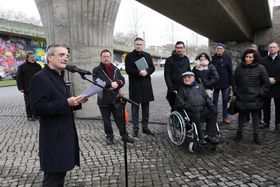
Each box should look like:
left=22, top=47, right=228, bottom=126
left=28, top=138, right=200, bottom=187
left=15, top=40, right=280, bottom=186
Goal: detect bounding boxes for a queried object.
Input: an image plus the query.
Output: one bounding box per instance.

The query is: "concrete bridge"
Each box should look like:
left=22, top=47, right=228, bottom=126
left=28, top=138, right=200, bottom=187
left=136, top=0, right=272, bottom=42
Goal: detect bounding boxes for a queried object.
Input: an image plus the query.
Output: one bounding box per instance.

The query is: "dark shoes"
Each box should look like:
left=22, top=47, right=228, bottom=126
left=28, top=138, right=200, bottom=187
left=122, top=135, right=134, bottom=144
left=27, top=117, right=35, bottom=121
left=204, top=136, right=218, bottom=144
left=253, top=133, right=261, bottom=145
left=259, top=122, right=269, bottom=129
left=132, top=130, right=138, bottom=137
left=106, top=137, right=114, bottom=145
left=199, top=139, right=207, bottom=145
left=143, top=128, right=154, bottom=136
left=233, top=131, right=242, bottom=141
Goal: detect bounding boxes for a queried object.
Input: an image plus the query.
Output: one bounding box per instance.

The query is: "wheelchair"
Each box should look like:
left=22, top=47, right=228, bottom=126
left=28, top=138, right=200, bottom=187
left=167, top=109, right=222, bottom=152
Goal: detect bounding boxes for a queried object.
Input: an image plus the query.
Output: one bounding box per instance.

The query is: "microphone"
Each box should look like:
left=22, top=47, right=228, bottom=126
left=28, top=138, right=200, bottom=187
left=66, top=65, right=92, bottom=75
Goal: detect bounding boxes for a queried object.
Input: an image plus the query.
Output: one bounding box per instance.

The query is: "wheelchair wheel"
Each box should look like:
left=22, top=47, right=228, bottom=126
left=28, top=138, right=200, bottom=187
left=188, top=142, right=195, bottom=152
left=167, top=111, right=186, bottom=145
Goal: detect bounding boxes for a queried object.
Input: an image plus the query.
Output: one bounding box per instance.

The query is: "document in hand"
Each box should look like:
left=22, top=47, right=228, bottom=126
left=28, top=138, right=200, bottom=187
left=80, top=78, right=105, bottom=98
left=135, top=57, right=149, bottom=70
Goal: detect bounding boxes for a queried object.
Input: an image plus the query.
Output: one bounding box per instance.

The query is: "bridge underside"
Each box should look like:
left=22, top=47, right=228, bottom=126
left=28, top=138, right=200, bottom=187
left=136, top=0, right=272, bottom=41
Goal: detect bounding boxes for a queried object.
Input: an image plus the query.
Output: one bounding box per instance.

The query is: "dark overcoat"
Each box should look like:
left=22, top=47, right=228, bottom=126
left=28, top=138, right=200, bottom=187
left=16, top=60, right=42, bottom=93
left=125, top=50, right=155, bottom=103
left=30, top=66, right=80, bottom=172
left=261, top=54, right=280, bottom=98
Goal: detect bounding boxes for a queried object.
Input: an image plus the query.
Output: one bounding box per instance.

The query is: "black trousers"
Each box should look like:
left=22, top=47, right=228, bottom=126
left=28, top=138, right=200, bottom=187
left=238, top=110, right=260, bottom=134
left=23, top=93, right=32, bottom=118
left=99, top=104, right=126, bottom=138
left=263, top=96, right=280, bottom=125
left=188, top=109, right=218, bottom=138
left=166, top=91, right=176, bottom=111
left=131, top=102, right=150, bottom=131
left=42, top=171, right=66, bottom=187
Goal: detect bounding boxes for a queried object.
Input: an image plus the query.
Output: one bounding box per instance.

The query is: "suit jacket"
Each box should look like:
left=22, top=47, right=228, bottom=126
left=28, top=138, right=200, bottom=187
left=30, top=66, right=80, bottom=172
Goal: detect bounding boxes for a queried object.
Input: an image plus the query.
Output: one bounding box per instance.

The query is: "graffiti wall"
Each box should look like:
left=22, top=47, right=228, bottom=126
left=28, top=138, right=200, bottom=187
left=0, top=35, right=46, bottom=78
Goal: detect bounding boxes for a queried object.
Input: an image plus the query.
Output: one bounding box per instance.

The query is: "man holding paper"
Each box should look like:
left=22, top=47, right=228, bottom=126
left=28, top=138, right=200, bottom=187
left=92, top=49, right=134, bottom=145
left=30, top=44, right=88, bottom=186
left=125, top=37, right=155, bottom=137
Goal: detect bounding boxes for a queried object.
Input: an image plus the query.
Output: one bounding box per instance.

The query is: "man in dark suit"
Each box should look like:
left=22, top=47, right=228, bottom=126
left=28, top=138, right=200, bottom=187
left=16, top=51, right=42, bottom=121
left=125, top=37, right=155, bottom=137
left=259, top=42, right=280, bottom=130
left=30, top=44, right=87, bottom=186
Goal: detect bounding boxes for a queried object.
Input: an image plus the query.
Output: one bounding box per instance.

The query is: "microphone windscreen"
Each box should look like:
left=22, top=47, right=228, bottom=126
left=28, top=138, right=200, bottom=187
left=66, top=65, right=76, bottom=73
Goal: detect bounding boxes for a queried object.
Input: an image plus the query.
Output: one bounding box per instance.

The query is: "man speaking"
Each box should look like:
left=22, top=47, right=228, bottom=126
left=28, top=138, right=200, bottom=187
left=30, top=44, right=87, bottom=186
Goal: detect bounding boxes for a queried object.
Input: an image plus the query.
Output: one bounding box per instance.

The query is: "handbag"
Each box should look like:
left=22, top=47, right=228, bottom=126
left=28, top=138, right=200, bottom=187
left=228, top=96, right=238, bottom=115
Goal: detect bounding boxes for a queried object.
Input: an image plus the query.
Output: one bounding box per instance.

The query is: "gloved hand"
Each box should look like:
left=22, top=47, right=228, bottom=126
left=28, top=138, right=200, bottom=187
left=210, top=106, right=218, bottom=115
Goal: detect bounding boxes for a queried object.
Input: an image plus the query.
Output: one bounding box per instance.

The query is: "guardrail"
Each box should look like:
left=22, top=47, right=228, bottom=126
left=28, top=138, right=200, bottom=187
left=0, top=18, right=44, bottom=38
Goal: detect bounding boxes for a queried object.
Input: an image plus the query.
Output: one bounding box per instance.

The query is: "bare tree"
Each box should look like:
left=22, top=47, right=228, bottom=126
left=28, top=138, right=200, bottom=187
left=0, top=8, right=42, bottom=25
left=113, top=32, right=135, bottom=47
left=128, top=5, right=144, bottom=39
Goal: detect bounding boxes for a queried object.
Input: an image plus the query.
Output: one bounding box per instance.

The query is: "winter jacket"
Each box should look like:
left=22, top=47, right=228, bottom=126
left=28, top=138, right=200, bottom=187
left=164, top=52, right=191, bottom=92
left=125, top=50, right=155, bottom=103
left=175, top=81, right=215, bottom=112
left=233, top=61, right=269, bottom=111
left=92, top=63, right=125, bottom=106
left=192, top=62, right=219, bottom=90
left=260, top=54, right=280, bottom=98
left=16, top=60, right=42, bottom=93
left=211, top=53, right=233, bottom=89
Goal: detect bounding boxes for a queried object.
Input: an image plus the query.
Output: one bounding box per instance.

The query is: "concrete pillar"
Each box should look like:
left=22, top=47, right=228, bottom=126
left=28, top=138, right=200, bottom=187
left=35, top=0, right=121, bottom=117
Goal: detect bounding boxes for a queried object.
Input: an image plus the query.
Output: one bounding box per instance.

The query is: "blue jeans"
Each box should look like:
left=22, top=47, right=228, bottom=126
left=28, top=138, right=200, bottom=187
left=213, top=87, right=230, bottom=118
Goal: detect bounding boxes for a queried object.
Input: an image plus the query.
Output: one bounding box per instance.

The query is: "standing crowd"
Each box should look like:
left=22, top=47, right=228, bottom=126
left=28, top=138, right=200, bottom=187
left=16, top=40, right=280, bottom=186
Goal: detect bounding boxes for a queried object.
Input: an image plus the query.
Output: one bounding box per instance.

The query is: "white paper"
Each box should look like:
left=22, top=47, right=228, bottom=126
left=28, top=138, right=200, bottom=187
left=80, top=78, right=105, bottom=98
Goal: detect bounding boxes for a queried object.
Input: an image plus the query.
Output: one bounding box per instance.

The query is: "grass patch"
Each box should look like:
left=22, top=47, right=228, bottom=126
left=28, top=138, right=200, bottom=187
left=0, top=79, right=17, bottom=87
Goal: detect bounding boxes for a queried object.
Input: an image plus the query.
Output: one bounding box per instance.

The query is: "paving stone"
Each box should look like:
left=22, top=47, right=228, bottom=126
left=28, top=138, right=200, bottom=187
left=0, top=74, right=280, bottom=186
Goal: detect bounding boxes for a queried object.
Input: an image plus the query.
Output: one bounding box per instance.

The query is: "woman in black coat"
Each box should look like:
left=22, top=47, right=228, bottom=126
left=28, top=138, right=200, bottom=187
left=192, top=52, right=219, bottom=99
left=233, top=49, right=269, bottom=144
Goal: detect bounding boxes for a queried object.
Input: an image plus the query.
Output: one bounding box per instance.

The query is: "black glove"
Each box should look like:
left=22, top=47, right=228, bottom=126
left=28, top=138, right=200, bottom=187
left=210, top=106, right=218, bottom=115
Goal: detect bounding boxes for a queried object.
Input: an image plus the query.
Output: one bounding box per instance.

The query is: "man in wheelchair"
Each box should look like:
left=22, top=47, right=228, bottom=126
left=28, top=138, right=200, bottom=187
left=175, top=71, right=219, bottom=145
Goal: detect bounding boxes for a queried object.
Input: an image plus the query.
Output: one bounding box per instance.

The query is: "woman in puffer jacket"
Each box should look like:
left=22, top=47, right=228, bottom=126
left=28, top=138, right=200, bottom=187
left=192, top=52, right=219, bottom=99
left=233, top=49, right=269, bottom=144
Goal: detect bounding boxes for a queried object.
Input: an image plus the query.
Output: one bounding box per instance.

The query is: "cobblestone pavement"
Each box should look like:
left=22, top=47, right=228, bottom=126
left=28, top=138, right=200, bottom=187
left=0, top=71, right=280, bottom=186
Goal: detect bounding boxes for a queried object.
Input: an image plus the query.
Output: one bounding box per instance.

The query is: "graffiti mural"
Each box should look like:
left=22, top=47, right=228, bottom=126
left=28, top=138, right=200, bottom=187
left=0, top=35, right=46, bottom=78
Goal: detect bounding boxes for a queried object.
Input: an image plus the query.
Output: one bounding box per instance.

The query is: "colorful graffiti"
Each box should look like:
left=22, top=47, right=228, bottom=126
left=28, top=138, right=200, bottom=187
left=0, top=35, right=46, bottom=78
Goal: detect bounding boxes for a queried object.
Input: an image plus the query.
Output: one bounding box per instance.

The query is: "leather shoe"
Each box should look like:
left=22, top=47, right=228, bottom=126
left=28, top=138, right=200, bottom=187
left=106, top=137, right=114, bottom=145
left=259, top=122, right=269, bottom=129
left=233, top=131, right=242, bottom=141
left=199, top=139, right=207, bottom=145
left=253, top=134, right=261, bottom=145
left=223, top=117, right=231, bottom=124
left=132, top=130, right=138, bottom=137
left=205, top=136, right=218, bottom=144
left=122, top=135, right=134, bottom=144
left=143, top=128, right=154, bottom=136
left=275, top=123, right=280, bottom=130
left=27, top=117, right=35, bottom=121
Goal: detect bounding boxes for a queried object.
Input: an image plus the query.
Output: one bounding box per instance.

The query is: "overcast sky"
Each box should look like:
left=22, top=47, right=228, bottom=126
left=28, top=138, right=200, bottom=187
left=1, top=0, right=279, bottom=47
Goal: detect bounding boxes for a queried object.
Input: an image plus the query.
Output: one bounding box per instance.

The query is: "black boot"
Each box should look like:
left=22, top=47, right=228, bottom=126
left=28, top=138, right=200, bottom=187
left=253, top=133, right=261, bottom=145
left=132, top=130, right=138, bottom=137
left=233, top=131, right=242, bottom=141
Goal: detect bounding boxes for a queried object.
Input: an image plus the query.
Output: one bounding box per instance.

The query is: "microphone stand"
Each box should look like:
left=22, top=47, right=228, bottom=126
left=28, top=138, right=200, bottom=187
left=78, top=72, right=138, bottom=187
